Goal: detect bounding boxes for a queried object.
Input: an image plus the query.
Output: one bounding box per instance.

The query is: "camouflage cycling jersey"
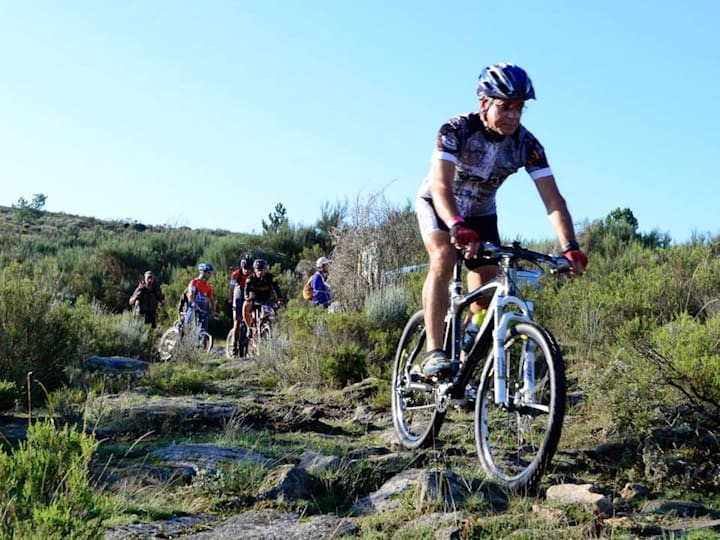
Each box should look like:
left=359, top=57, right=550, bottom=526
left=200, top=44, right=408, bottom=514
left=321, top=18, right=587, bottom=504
left=417, top=112, right=552, bottom=217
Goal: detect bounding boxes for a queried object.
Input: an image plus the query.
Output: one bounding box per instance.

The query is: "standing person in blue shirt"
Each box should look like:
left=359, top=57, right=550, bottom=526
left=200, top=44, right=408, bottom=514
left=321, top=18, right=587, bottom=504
left=310, top=257, right=332, bottom=308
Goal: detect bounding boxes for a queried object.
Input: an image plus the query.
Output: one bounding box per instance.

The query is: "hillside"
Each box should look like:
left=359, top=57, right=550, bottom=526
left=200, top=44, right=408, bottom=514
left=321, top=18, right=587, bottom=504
left=1, top=202, right=720, bottom=537
left=0, top=204, right=234, bottom=239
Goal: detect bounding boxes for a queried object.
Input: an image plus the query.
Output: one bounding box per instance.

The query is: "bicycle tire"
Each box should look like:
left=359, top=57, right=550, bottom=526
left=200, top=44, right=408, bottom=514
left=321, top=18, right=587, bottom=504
left=158, top=326, right=181, bottom=361
left=199, top=331, right=213, bottom=353
left=260, top=323, right=271, bottom=341
left=225, top=328, right=237, bottom=359
left=474, top=321, right=565, bottom=493
left=391, top=310, right=446, bottom=449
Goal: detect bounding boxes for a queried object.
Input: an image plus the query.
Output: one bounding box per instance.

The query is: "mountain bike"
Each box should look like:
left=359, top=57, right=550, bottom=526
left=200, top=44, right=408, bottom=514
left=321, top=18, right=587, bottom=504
left=158, top=306, right=213, bottom=361
left=391, top=241, right=570, bottom=493
left=246, top=301, right=278, bottom=356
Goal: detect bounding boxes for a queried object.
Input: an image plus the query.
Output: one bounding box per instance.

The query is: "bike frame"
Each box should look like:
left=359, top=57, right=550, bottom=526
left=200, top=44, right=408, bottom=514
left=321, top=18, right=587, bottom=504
left=177, top=307, right=211, bottom=346
left=250, top=303, right=275, bottom=331
left=442, top=243, right=554, bottom=407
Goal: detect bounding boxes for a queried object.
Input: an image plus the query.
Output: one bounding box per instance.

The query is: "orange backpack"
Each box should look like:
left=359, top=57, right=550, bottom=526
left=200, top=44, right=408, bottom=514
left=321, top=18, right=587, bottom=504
left=302, top=275, right=313, bottom=301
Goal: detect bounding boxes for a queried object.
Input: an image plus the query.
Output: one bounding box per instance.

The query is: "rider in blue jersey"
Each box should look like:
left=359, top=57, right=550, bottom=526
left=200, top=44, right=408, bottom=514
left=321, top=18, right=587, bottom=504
left=416, top=63, right=588, bottom=377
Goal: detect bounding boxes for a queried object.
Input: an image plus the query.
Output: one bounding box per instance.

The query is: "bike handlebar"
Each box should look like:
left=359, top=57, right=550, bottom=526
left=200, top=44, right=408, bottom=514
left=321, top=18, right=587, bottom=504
left=478, top=241, right=571, bottom=274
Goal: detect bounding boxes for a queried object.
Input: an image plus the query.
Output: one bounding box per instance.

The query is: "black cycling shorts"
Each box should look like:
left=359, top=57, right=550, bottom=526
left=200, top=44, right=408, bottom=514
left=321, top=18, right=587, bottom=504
left=416, top=196, right=500, bottom=270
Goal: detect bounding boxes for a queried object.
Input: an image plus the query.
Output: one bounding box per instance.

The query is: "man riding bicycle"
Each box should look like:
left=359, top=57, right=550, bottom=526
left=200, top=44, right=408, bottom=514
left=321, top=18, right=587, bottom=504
left=243, top=258, right=285, bottom=338
left=416, top=63, right=588, bottom=377
left=185, top=262, right=217, bottom=331
left=228, top=257, right=252, bottom=355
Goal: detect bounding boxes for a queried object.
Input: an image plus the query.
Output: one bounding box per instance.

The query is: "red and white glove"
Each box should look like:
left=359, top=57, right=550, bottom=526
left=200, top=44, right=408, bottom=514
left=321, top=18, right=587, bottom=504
left=564, top=250, right=588, bottom=267
left=448, top=216, right=479, bottom=247
left=562, top=241, right=588, bottom=274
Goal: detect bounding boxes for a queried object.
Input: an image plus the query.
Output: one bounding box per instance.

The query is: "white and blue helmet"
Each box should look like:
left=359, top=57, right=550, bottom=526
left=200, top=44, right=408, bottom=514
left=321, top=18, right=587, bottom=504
left=476, top=63, right=535, bottom=100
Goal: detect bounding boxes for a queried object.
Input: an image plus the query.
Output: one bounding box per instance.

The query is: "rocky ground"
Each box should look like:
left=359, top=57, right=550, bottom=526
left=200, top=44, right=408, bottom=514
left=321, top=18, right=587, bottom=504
left=5, top=353, right=719, bottom=539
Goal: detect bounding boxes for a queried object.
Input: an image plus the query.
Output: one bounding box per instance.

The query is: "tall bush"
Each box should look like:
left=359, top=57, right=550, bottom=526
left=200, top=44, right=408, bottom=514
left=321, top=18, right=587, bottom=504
left=330, top=193, right=425, bottom=311
left=0, top=261, right=156, bottom=401
left=0, top=419, right=109, bottom=538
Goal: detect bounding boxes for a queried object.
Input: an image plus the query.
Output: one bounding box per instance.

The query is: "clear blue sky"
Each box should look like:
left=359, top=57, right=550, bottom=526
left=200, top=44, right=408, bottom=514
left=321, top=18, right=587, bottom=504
left=1, top=1, right=718, bottom=243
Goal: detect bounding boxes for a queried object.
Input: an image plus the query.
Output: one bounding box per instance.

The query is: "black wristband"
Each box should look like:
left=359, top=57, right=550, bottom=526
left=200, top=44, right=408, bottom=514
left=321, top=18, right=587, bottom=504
left=561, top=240, right=580, bottom=253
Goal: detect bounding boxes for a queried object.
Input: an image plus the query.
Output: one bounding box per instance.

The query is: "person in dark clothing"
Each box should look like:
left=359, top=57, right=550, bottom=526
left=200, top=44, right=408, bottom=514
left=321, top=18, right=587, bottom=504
left=129, top=270, right=166, bottom=328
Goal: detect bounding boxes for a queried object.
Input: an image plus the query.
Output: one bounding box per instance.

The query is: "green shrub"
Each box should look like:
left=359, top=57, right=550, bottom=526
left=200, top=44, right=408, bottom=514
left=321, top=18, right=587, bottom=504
left=0, top=419, right=110, bottom=538
left=145, top=362, right=211, bottom=395
left=0, top=380, right=17, bottom=412
left=364, top=284, right=411, bottom=330
left=0, top=261, right=157, bottom=402
left=321, top=344, right=367, bottom=388
left=649, top=311, right=720, bottom=408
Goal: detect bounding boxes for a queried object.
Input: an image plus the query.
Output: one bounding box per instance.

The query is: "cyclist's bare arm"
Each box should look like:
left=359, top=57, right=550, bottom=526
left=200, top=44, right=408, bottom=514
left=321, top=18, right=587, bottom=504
left=535, top=175, right=585, bottom=273
left=428, top=157, right=460, bottom=224
left=185, top=286, right=196, bottom=306
left=429, top=157, right=481, bottom=258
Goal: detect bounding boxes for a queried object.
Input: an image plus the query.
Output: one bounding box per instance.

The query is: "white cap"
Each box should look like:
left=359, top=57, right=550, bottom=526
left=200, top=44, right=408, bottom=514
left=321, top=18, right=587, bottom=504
left=316, top=256, right=330, bottom=267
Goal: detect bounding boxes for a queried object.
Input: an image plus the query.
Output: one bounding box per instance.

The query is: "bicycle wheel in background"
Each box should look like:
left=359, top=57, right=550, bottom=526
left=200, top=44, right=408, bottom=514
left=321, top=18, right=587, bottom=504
left=474, top=321, right=566, bottom=493
left=158, top=327, right=181, bottom=361
left=225, top=328, right=237, bottom=359
left=259, top=323, right=271, bottom=342
left=251, top=323, right=272, bottom=355
left=199, top=331, right=213, bottom=353
left=391, top=310, right=446, bottom=449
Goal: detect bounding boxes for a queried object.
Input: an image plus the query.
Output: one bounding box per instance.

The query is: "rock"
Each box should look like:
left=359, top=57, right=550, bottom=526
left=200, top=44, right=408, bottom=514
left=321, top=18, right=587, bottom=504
left=87, top=356, right=149, bottom=373
left=545, top=483, right=613, bottom=516
left=181, top=509, right=359, bottom=539
left=350, top=468, right=424, bottom=515
left=298, top=451, right=341, bottom=475
left=257, top=464, right=322, bottom=502
left=620, top=482, right=651, bottom=500
left=105, top=515, right=216, bottom=540
left=640, top=499, right=714, bottom=518
left=150, top=443, right=269, bottom=477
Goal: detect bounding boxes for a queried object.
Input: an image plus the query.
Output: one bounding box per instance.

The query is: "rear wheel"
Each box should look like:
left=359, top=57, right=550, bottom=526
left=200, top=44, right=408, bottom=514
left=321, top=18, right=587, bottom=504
left=391, top=310, right=446, bottom=449
left=474, top=321, right=565, bottom=493
left=158, top=327, right=181, bottom=361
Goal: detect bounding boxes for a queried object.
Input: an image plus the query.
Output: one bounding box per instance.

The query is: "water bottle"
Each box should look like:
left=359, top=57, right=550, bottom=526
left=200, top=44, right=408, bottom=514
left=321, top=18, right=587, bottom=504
left=461, top=310, right=486, bottom=353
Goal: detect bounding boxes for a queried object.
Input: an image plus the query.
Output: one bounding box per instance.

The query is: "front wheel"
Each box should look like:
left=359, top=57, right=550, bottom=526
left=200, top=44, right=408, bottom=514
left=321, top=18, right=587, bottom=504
left=158, top=327, right=181, bottom=361
left=391, top=310, right=446, bottom=449
left=474, top=321, right=566, bottom=493
left=198, top=330, right=213, bottom=353
left=225, top=328, right=238, bottom=359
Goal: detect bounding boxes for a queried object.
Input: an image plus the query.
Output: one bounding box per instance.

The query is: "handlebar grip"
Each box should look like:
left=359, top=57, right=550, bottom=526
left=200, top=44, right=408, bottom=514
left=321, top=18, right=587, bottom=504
left=552, top=257, right=572, bottom=274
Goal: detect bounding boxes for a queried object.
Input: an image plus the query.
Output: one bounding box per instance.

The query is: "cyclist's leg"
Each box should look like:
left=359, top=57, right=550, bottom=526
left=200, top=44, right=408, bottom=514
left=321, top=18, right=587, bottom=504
left=232, top=297, right=243, bottom=347
left=420, top=230, right=455, bottom=353
left=242, top=299, right=253, bottom=334
left=417, top=197, right=455, bottom=355
left=199, top=311, right=209, bottom=331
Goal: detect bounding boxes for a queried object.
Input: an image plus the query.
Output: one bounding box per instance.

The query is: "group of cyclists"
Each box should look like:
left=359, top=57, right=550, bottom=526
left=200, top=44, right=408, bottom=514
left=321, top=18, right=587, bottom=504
left=131, top=253, right=333, bottom=357
left=175, top=258, right=286, bottom=355
left=226, top=257, right=285, bottom=355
